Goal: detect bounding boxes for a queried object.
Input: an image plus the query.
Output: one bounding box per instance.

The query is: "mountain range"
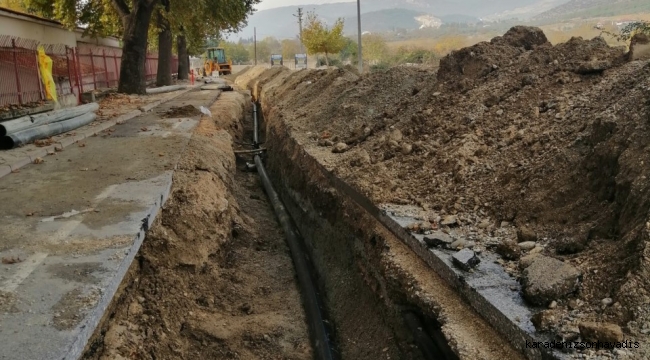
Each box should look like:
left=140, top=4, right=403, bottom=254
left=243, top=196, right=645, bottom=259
left=232, top=0, right=646, bottom=40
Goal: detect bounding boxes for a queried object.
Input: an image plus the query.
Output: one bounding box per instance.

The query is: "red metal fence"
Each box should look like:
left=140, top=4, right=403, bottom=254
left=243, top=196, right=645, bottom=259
left=0, top=35, right=179, bottom=108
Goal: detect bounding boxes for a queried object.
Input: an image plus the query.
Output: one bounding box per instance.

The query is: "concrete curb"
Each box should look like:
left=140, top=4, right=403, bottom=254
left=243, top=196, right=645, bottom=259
left=0, top=87, right=200, bottom=180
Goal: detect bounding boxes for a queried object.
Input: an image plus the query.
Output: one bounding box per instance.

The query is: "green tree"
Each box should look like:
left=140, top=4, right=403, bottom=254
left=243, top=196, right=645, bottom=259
left=25, top=0, right=259, bottom=93
left=302, top=12, right=345, bottom=66
left=338, top=37, right=357, bottom=62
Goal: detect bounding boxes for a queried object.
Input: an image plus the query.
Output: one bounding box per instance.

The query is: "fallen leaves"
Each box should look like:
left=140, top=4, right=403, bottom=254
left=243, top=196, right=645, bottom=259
left=78, top=142, right=86, bottom=148
left=140, top=127, right=149, bottom=132
left=33, top=157, right=44, bottom=164
left=34, top=138, right=55, bottom=147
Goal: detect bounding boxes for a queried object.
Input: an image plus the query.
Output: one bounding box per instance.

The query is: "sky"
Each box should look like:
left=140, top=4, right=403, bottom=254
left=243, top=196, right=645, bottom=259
left=255, top=0, right=352, bottom=11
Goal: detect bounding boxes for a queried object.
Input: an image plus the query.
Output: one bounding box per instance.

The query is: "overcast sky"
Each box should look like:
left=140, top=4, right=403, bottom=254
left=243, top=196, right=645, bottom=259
left=255, top=0, right=351, bottom=10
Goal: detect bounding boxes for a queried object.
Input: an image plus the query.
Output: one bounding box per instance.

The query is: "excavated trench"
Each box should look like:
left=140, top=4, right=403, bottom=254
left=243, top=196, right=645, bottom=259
left=83, top=84, right=523, bottom=360
left=249, top=102, right=460, bottom=360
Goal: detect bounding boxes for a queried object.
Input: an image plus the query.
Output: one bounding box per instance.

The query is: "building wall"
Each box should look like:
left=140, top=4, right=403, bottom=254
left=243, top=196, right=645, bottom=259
left=0, top=12, right=77, bottom=47
left=0, top=8, right=120, bottom=49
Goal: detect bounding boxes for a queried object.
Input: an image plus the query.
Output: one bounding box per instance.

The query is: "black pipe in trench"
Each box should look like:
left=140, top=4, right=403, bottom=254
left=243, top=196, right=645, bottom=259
left=251, top=103, right=335, bottom=360
left=251, top=102, right=452, bottom=360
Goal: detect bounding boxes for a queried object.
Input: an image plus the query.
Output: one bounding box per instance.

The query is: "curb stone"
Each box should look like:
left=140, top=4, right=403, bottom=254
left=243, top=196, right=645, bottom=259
left=0, top=87, right=201, bottom=180
left=0, top=165, right=10, bottom=178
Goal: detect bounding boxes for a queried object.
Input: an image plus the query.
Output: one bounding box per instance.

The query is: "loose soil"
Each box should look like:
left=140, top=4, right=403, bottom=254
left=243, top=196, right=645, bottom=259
left=238, top=26, right=650, bottom=358
left=83, top=92, right=312, bottom=360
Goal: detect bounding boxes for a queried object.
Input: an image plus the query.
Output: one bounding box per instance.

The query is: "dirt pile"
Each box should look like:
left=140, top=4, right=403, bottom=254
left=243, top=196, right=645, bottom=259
left=243, top=26, right=650, bottom=357
left=84, top=92, right=311, bottom=360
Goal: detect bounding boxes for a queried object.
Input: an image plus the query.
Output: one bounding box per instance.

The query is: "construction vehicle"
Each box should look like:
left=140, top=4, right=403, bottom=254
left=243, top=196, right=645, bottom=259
left=203, top=47, right=232, bottom=76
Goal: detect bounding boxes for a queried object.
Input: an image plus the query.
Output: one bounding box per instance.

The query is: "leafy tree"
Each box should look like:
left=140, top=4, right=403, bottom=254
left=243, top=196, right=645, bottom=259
left=25, top=0, right=258, bottom=93
left=220, top=41, right=249, bottom=63
left=362, top=33, right=388, bottom=63
left=302, top=12, right=345, bottom=66
left=281, top=39, right=301, bottom=60
left=338, top=37, right=357, bottom=63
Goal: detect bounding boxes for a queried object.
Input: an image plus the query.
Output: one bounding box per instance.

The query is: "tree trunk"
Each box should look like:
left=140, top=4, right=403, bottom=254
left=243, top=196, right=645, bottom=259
left=117, top=0, right=156, bottom=94
left=177, top=34, right=189, bottom=80
left=324, top=51, right=329, bottom=66
left=156, top=9, right=172, bottom=87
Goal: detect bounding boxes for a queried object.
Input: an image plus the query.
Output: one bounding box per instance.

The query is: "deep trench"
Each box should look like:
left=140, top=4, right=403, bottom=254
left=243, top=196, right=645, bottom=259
left=248, top=99, right=459, bottom=360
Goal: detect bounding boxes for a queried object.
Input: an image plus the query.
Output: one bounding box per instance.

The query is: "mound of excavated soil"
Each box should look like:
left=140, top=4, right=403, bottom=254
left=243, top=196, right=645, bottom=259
left=241, top=26, right=650, bottom=356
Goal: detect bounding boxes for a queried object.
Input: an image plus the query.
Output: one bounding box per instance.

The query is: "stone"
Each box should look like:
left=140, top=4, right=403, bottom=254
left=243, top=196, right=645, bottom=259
left=521, top=255, right=581, bottom=306
left=389, top=129, right=403, bottom=142
left=531, top=310, right=555, bottom=332
left=452, top=248, right=480, bottom=271
left=517, top=226, right=537, bottom=243
left=578, top=322, right=623, bottom=343
left=332, top=142, right=349, bottom=153
left=450, top=239, right=475, bottom=250
left=419, top=221, right=432, bottom=232
left=318, top=138, right=334, bottom=147
left=423, top=231, right=453, bottom=248
left=601, top=298, right=613, bottom=307
left=496, top=109, right=504, bottom=116
left=401, top=143, right=413, bottom=155
left=518, top=241, right=537, bottom=250
left=477, top=219, right=491, bottom=229
left=548, top=301, right=557, bottom=309
left=496, top=239, right=521, bottom=260
left=519, top=254, right=540, bottom=269
left=350, top=150, right=371, bottom=167
left=440, top=215, right=458, bottom=226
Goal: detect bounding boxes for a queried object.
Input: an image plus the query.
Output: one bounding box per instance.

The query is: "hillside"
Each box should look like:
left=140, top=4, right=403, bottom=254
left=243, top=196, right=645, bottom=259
left=535, top=0, right=650, bottom=21
left=343, top=9, right=428, bottom=34
left=235, top=0, right=541, bottom=39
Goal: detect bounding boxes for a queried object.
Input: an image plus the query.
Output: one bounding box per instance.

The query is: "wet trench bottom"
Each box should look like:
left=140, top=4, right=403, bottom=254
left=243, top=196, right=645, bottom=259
left=248, top=102, right=459, bottom=360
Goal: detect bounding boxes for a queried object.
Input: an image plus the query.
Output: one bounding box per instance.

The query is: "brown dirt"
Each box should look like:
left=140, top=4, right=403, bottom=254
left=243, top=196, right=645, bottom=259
left=83, top=92, right=311, bottom=360
left=161, top=104, right=202, bottom=118
left=240, top=26, right=650, bottom=357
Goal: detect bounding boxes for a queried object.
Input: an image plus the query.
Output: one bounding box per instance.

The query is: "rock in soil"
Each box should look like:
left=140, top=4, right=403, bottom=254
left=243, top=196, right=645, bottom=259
left=578, top=322, right=624, bottom=343
left=522, top=255, right=581, bottom=306
left=516, top=226, right=537, bottom=243
left=496, top=239, right=521, bottom=260
left=531, top=310, right=556, bottom=332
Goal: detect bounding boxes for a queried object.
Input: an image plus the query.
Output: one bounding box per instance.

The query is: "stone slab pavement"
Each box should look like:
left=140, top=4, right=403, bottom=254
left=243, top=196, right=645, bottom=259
left=0, top=88, right=221, bottom=360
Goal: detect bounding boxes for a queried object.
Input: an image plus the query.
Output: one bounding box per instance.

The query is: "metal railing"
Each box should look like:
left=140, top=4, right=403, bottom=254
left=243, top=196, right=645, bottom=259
left=0, top=35, right=179, bottom=108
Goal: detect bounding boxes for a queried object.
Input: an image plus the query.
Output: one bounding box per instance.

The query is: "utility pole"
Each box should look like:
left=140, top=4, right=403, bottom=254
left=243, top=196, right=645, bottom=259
left=254, top=27, right=257, bottom=65
left=356, top=0, right=363, bottom=74
left=293, top=8, right=304, bottom=53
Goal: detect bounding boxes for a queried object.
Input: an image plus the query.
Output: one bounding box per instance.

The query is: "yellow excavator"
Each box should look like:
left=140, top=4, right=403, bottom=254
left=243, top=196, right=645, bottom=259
left=203, top=47, right=232, bottom=76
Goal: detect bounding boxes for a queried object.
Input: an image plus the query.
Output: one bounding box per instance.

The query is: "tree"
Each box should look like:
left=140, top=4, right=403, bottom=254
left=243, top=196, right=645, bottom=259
left=156, top=0, right=172, bottom=86
left=25, top=0, right=259, bottom=93
left=339, top=37, right=357, bottom=63
left=281, top=39, right=301, bottom=60
left=302, top=12, right=345, bottom=66
left=362, top=33, right=388, bottom=64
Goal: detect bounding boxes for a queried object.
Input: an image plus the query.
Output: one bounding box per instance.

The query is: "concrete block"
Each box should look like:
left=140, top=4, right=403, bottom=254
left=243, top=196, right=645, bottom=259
left=28, top=148, right=48, bottom=161
left=58, top=137, right=77, bottom=148
left=9, top=156, right=32, bottom=172
left=0, top=165, right=11, bottom=178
